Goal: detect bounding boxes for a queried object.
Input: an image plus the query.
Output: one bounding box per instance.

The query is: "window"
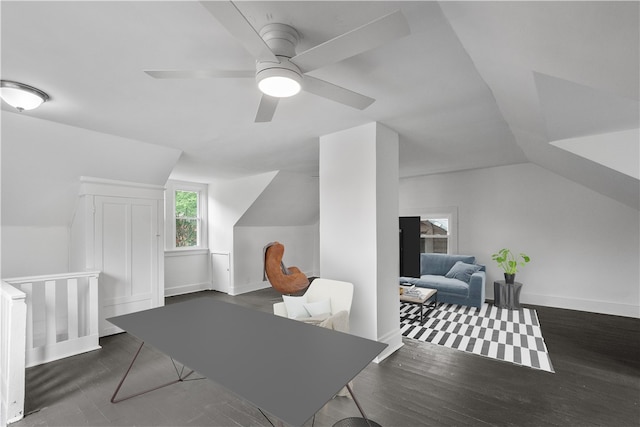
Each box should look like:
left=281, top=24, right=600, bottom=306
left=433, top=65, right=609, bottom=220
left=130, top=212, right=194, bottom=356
left=166, top=181, right=208, bottom=251
left=420, top=218, right=449, bottom=254
left=400, top=207, right=458, bottom=254
left=175, top=190, right=199, bottom=247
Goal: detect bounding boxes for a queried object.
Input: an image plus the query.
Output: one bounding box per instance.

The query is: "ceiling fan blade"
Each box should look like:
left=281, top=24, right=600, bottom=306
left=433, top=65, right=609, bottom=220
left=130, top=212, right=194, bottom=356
left=144, top=70, right=254, bottom=79
left=199, top=1, right=278, bottom=63
left=291, top=10, right=410, bottom=73
left=255, top=94, right=279, bottom=122
left=303, top=75, right=374, bottom=110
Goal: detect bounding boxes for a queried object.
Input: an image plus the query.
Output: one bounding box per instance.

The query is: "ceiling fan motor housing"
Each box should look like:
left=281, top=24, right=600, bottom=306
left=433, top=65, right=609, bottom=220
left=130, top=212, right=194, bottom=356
left=259, top=23, right=299, bottom=58
left=256, top=23, right=302, bottom=97
left=145, top=4, right=407, bottom=120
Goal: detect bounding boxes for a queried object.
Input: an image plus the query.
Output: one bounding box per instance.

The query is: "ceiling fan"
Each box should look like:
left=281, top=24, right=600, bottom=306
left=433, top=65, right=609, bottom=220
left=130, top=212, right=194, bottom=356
left=145, top=1, right=410, bottom=122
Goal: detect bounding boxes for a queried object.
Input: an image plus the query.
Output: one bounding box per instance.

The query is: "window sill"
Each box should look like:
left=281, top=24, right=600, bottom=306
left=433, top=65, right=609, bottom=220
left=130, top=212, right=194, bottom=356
left=165, top=248, right=210, bottom=257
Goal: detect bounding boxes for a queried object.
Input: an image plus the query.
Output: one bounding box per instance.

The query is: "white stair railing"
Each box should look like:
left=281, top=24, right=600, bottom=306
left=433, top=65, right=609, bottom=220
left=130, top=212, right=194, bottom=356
left=3, top=272, right=101, bottom=368
left=1, top=281, right=27, bottom=425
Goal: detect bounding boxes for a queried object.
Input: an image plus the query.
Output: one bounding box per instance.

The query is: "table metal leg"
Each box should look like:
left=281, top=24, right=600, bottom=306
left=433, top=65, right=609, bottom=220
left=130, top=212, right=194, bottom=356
left=111, top=341, right=197, bottom=403
left=346, top=383, right=371, bottom=425
left=330, top=383, right=382, bottom=427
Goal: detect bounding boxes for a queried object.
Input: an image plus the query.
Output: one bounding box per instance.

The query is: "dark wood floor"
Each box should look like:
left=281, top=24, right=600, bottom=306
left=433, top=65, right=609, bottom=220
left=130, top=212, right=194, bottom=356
left=12, top=288, right=640, bottom=427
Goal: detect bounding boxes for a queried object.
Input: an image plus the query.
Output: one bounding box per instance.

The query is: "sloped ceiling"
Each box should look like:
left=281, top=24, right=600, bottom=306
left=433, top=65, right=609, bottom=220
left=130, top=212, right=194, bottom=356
left=550, top=129, right=639, bottom=180
left=236, top=171, right=319, bottom=226
left=1, top=1, right=638, bottom=229
left=534, top=73, right=638, bottom=141
left=1, top=113, right=182, bottom=226
left=440, top=1, right=639, bottom=210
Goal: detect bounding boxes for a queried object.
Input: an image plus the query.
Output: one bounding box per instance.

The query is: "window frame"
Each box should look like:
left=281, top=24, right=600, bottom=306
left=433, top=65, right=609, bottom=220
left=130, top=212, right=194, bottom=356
left=165, top=180, right=208, bottom=252
left=400, top=206, right=458, bottom=255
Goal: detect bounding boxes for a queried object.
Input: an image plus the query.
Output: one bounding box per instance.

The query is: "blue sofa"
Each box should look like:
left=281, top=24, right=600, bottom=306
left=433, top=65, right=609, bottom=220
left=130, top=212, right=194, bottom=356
left=399, top=253, right=486, bottom=309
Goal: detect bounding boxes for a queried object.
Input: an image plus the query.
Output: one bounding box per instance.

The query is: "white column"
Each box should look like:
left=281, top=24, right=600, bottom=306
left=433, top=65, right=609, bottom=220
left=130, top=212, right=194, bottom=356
left=319, top=122, right=403, bottom=361
left=0, top=282, right=27, bottom=425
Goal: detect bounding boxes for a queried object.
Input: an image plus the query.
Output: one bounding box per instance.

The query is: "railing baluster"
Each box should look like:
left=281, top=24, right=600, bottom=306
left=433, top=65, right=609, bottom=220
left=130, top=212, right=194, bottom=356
left=22, top=283, right=34, bottom=351
left=89, top=275, right=99, bottom=337
left=68, top=278, right=79, bottom=340
left=4, top=272, right=101, bottom=368
left=45, top=280, right=57, bottom=346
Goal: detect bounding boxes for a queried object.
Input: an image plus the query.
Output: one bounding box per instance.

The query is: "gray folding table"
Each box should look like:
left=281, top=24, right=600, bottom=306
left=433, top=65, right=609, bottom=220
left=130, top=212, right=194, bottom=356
left=107, top=298, right=387, bottom=426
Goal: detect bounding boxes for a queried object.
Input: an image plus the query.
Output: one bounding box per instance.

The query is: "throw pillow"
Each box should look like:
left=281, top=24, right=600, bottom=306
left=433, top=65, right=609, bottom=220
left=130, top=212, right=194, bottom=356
left=445, top=261, right=482, bottom=283
left=299, top=313, right=331, bottom=325
left=282, top=295, right=310, bottom=319
left=303, top=298, right=332, bottom=317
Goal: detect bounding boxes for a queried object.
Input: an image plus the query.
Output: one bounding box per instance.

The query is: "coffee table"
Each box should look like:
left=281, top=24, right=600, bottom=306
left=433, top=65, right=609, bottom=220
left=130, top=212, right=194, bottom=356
left=400, top=286, right=437, bottom=323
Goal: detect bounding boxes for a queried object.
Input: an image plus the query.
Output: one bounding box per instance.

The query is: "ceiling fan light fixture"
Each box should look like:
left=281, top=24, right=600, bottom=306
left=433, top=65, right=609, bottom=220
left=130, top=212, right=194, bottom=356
left=256, top=65, right=302, bottom=98
left=0, top=80, right=50, bottom=112
left=258, top=75, right=301, bottom=98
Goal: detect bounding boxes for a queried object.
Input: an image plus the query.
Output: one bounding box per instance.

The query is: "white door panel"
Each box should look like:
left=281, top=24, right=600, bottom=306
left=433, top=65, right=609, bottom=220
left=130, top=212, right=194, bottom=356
left=95, top=196, right=160, bottom=336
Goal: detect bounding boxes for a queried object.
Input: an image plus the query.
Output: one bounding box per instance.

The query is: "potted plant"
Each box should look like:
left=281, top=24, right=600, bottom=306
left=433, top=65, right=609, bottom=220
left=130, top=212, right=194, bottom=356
left=491, top=248, right=530, bottom=284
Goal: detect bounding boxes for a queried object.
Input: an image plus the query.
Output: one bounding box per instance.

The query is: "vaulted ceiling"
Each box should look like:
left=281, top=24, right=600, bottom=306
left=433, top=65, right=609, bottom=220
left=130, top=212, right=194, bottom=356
left=2, top=1, right=638, bottom=226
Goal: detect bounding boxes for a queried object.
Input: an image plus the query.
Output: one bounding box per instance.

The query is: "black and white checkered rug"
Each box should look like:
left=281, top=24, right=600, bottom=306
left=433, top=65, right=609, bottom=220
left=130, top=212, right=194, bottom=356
left=400, top=302, right=554, bottom=373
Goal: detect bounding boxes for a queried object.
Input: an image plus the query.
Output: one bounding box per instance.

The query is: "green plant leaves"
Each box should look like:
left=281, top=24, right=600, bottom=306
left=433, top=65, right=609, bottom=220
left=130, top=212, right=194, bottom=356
left=491, top=249, right=530, bottom=274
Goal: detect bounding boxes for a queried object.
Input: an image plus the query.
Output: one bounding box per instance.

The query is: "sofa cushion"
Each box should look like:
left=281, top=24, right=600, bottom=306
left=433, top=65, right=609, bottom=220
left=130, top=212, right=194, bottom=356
left=420, top=253, right=476, bottom=276
left=416, top=275, right=469, bottom=296
left=445, top=261, right=483, bottom=283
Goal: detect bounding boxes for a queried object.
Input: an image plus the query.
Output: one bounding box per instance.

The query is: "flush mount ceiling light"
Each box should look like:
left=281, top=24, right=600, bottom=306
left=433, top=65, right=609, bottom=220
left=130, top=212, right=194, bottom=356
left=0, top=80, right=50, bottom=112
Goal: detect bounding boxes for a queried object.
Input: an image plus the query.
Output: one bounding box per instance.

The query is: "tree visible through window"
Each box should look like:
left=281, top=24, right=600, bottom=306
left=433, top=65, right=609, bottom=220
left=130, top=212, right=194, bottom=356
left=175, top=190, right=198, bottom=247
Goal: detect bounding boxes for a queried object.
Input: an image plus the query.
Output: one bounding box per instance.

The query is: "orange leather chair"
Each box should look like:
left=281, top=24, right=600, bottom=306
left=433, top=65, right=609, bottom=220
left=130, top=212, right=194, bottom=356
left=264, top=242, right=309, bottom=294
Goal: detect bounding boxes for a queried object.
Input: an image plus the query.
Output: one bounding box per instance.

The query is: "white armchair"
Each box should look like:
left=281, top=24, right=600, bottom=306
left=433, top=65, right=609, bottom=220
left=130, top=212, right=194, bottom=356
left=273, top=278, right=354, bottom=318
left=273, top=278, right=355, bottom=398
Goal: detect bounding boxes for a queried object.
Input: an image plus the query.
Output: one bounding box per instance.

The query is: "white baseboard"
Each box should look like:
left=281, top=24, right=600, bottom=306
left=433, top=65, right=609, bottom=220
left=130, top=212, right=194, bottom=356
left=374, top=328, right=404, bottom=363
left=519, top=292, right=639, bottom=319
left=229, top=281, right=271, bottom=296
left=230, top=274, right=319, bottom=295
left=165, top=282, right=211, bottom=297
left=228, top=274, right=317, bottom=296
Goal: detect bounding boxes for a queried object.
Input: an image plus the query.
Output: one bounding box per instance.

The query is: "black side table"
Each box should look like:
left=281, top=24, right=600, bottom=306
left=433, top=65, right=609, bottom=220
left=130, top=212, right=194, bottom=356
left=493, top=280, right=523, bottom=310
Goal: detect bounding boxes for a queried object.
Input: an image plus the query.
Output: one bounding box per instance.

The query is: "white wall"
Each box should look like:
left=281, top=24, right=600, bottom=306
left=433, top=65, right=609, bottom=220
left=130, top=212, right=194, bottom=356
left=208, top=172, right=277, bottom=255
left=400, top=162, right=640, bottom=318
left=232, top=225, right=319, bottom=295
left=208, top=172, right=276, bottom=293
left=320, top=122, right=402, bottom=361
left=320, top=124, right=378, bottom=338
left=164, top=251, right=211, bottom=297
left=208, top=171, right=320, bottom=295
left=375, top=123, right=402, bottom=358
left=1, top=226, right=69, bottom=278
left=69, top=197, right=87, bottom=273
